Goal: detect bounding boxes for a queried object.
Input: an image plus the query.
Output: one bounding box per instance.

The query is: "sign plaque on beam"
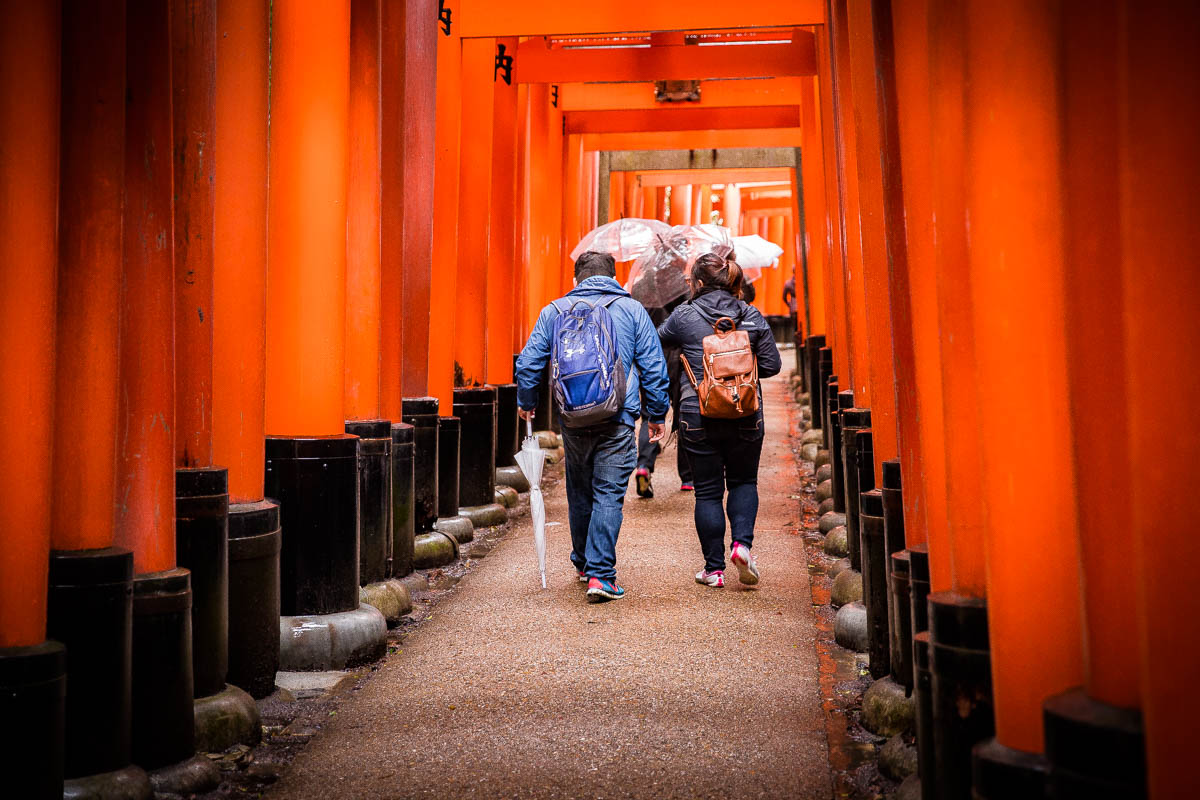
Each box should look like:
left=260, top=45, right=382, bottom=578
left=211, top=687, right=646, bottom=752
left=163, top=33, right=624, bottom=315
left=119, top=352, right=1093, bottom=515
left=655, top=80, right=701, bottom=103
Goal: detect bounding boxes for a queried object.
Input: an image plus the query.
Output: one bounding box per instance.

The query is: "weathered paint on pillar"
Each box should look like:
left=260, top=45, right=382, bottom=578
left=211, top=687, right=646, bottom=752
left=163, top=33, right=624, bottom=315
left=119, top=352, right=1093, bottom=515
left=456, top=36, right=495, bottom=386
left=0, top=0, right=59, bottom=646
left=172, top=0, right=217, bottom=467
left=929, top=0, right=985, bottom=595
left=345, top=0, right=383, bottom=421
left=889, top=0, right=945, bottom=571
left=117, top=0, right=176, bottom=575
left=1119, top=3, right=1200, bottom=795
left=52, top=0, right=126, bottom=552
left=429, top=8, right=461, bottom=413
left=396, top=0, right=438, bottom=399
left=488, top=36, right=520, bottom=383
left=265, top=0, right=351, bottom=436
left=964, top=0, right=1083, bottom=753
left=213, top=0, right=269, bottom=502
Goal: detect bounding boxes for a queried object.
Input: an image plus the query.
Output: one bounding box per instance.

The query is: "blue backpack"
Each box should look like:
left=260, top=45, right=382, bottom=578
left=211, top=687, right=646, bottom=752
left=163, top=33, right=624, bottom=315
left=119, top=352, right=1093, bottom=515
left=549, top=296, right=627, bottom=427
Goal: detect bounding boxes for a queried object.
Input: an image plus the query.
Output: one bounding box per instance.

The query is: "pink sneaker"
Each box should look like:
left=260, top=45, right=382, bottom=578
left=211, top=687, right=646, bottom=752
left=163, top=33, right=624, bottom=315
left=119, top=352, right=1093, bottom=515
left=577, top=569, right=587, bottom=583
left=730, top=542, right=760, bottom=586
left=695, top=569, right=724, bottom=588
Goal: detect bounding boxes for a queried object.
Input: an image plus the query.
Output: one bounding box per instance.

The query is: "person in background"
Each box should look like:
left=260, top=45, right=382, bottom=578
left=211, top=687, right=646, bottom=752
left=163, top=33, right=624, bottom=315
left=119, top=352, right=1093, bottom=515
left=516, top=252, right=670, bottom=603
left=657, top=254, right=782, bottom=589
left=633, top=301, right=694, bottom=497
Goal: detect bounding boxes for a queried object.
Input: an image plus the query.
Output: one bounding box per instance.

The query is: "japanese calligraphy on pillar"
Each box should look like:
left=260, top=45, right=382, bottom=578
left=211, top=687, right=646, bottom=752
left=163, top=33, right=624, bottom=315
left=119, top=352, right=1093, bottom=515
left=438, top=0, right=452, bottom=35
left=494, top=43, right=513, bottom=85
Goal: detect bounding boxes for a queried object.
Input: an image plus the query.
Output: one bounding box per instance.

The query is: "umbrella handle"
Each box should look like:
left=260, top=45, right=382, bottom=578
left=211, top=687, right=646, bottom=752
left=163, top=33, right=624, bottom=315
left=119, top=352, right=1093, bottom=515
left=526, top=418, right=533, bottom=439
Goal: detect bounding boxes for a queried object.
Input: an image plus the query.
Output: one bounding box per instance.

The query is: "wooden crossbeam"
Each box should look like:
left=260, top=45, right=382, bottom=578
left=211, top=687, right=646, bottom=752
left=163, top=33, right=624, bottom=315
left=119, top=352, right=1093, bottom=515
left=558, top=78, right=804, bottom=111
left=565, top=106, right=801, bottom=134
left=633, top=168, right=792, bottom=187
left=456, top=0, right=824, bottom=38
left=582, top=129, right=803, bottom=150
left=514, top=32, right=816, bottom=83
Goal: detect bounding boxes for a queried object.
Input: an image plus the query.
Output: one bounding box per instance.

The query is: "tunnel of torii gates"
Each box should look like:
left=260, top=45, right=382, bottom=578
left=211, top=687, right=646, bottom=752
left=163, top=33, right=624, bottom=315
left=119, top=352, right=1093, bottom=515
left=0, top=0, right=1197, bottom=798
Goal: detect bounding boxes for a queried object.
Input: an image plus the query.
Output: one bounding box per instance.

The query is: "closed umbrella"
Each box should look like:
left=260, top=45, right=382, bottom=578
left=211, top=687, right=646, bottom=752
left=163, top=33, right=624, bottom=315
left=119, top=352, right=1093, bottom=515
left=514, top=419, right=548, bottom=588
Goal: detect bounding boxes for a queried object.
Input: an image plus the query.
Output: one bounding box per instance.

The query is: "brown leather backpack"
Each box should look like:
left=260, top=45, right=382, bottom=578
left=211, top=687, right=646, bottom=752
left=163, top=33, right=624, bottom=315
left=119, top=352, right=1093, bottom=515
left=680, top=316, right=760, bottom=418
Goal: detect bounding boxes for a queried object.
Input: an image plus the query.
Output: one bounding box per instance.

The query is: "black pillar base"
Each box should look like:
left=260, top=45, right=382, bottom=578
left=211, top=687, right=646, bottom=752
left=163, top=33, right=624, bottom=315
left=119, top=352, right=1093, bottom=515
left=47, top=547, right=136, bottom=780
left=804, top=335, right=824, bottom=419
left=971, top=737, right=1048, bottom=800
left=494, top=383, right=519, bottom=468
left=914, top=631, right=936, bottom=800
left=827, top=381, right=844, bottom=511
left=890, top=550, right=914, bottom=692
left=130, top=569, right=194, bottom=771
left=390, top=423, right=416, bottom=577
left=227, top=500, right=281, bottom=698
left=345, top=419, right=392, bottom=586
left=437, top=415, right=462, bottom=518
left=175, top=466, right=229, bottom=699
left=265, top=435, right=360, bottom=616
left=453, top=387, right=497, bottom=507
left=909, top=543, right=931, bottom=636
left=881, top=459, right=906, bottom=556
left=860, top=488, right=890, bottom=679
left=402, top=398, right=440, bottom=533
left=1043, top=687, right=1146, bottom=799
left=532, top=365, right=560, bottom=433
left=817, top=347, right=833, bottom=448
left=929, top=591, right=994, bottom=800
left=840, top=408, right=871, bottom=569
left=0, top=639, right=66, bottom=798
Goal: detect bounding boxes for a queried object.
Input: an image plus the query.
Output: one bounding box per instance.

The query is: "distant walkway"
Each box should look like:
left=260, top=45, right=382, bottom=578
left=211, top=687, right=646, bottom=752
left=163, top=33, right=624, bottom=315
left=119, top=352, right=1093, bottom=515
left=270, top=375, right=832, bottom=799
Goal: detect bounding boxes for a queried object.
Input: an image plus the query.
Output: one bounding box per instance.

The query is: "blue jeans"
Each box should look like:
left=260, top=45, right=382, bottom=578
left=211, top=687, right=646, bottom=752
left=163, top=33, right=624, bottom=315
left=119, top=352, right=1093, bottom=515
left=679, top=407, right=765, bottom=573
left=561, top=421, right=637, bottom=581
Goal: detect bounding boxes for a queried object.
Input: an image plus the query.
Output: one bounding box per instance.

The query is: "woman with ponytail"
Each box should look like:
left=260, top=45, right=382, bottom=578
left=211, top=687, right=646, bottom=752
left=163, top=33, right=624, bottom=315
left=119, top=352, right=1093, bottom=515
left=658, top=254, right=782, bottom=588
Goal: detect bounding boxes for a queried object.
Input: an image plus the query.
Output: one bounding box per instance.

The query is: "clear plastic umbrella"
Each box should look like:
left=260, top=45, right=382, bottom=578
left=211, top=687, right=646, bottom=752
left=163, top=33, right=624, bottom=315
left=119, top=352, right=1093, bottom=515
left=570, top=218, right=672, bottom=262
left=731, top=234, right=784, bottom=269
left=625, top=231, right=691, bottom=308
left=514, top=419, right=548, bottom=588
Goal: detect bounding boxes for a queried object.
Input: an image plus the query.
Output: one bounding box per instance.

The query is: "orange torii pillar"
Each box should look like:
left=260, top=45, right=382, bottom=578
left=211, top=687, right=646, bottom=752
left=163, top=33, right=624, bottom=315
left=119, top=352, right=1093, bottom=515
left=723, top=184, right=741, bottom=238
left=1120, top=5, right=1200, bottom=796
left=390, top=0, right=437, bottom=574
left=920, top=2, right=996, bottom=797
left=513, top=82, right=530, bottom=348
left=640, top=184, right=658, bottom=221
left=451, top=35, right=504, bottom=527
left=456, top=36, right=495, bottom=388
left=887, top=8, right=954, bottom=792
left=816, top=33, right=850, bottom=392
left=1039, top=3, right=1144, bottom=796
left=213, top=0, right=281, bottom=700
left=562, top=133, right=586, bottom=283
left=798, top=78, right=829, bottom=342
left=489, top=37, right=523, bottom=477
left=346, top=0, right=407, bottom=618
left=669, top=184, right=693, bottom=226
left=47, top=2, right=149, bottom=794
left=265, top=0, right=386, bottom=670
left=118, top=1, right=213, bottom=786
left=171, top=0, right=257, bottom=745
left=0, top=3, right=67, bottom=795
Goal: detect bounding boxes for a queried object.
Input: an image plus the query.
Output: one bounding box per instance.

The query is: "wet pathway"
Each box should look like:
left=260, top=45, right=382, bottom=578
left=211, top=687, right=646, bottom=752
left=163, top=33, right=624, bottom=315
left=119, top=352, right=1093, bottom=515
left=269, top=375, right=831, bottom=799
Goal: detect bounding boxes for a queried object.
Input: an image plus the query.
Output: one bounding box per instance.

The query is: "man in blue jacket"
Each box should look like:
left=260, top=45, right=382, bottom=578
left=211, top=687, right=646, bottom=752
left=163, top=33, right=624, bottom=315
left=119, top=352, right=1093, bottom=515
left=516, top=252, right=670, bottom=603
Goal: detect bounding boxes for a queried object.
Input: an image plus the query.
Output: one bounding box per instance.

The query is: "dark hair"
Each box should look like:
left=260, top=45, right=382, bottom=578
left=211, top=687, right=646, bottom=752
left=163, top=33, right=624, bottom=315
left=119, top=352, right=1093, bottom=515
left=574, top=251, right=616, bottom=281
left=690, top=252, right=744, bottom=298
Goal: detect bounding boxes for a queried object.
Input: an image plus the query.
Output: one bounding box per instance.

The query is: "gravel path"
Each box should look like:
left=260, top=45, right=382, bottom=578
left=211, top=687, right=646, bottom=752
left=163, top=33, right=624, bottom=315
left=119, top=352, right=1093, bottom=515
left=269, top=375, right=831, bottom=799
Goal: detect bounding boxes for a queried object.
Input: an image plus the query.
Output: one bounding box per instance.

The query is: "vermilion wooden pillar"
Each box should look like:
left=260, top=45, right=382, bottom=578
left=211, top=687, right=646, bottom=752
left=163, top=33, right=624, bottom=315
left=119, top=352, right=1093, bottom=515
left=1120, top=3, right=1200, bottom=796
left=888, top=0, right=943, bottom=566
left=346, top=0, right=383, bottom=422
left=562, top=134, right=585, bottom=280
left=766, top=215, right=787, bottom=314
left=172, top=0, right=217, bottom=468
left=513, top=82, right=530, bottom=347
left=213, top=0, right=269, bottom=503
left=815, top=31, right=849, bottom=382
left=0, top=8, right=67, bottom=793
left=723, top=184, right=741, bottom=237
left=640, top=184, right=658, bottom=221
left=395, top=0, right=437, bottom=400
left=669, top=184, right=692, bottom=226
left=0, top=0, right=60, bottom=651
left=963, top=0, right=1083, bottom=789
left=429, top=13, right=462, bottom=413
left=799, top=78, right=828, bottom=338
left=541, top=88, right=565, bottom=303
left=828, top=0, right=870, bottom=403
left=118, top=0, right=176, bottom=576
left=456, top=36, right=495, bottom=386
left=488, top=36, right=520, bottom=383
left=523, top=84, right=550, bottom=331
left=845, top=0, right=901, bottom=478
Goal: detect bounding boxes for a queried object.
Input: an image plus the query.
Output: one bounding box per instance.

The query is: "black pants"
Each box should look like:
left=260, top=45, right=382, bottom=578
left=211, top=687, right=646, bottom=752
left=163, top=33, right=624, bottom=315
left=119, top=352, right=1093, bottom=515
left=679, top=407, right=765, bottom=573
left=636, top=418, right=693, bottom=483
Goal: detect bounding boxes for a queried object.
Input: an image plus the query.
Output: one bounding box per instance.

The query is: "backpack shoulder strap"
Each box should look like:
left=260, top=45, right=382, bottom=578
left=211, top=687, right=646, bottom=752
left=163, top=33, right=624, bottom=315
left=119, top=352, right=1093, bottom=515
left=593, top=295, right=621, bottom=309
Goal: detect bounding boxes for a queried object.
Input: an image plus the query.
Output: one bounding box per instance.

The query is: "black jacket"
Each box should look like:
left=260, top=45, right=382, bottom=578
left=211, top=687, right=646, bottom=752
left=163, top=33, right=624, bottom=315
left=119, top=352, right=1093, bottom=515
left=657, top=290, right=782, bottom=411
